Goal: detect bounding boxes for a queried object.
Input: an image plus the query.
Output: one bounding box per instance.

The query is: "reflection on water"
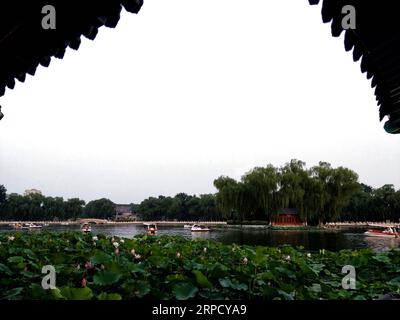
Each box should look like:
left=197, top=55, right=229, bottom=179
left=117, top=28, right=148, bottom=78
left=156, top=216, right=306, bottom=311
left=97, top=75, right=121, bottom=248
left=1, top=224, right=399, bottom=252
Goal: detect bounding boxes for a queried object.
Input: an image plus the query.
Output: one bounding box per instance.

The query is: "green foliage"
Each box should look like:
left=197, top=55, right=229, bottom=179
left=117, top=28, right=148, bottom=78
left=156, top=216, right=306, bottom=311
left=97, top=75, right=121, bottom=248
left=0, top=191, right=86, bottom=221
left=85, top=198, right=115, bottom=219
left=137, top=193, right=221, bottom=221
left=0, top=231, right=399, bottom=300
left=342, top=184, right=400, bottom=222
left=0, top=185, right=6, bottom=206
left=214, top=159, right=360, bottom=224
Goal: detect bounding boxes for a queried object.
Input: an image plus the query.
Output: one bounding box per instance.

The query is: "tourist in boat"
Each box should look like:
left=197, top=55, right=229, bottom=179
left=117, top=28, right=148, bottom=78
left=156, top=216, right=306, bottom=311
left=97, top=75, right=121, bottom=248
left=143, top=223, right=158, bottom=235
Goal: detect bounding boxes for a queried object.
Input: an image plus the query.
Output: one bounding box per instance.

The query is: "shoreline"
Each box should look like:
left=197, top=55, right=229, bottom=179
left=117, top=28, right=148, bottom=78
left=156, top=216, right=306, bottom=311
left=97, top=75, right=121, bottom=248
left=0, top=220, right=228, bottom=226
left=1, top=220, right=398, bottom=229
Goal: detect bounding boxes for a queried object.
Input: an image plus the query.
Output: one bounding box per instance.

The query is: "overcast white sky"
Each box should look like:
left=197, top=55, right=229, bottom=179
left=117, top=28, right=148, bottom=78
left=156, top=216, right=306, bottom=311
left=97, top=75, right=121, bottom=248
left=0, top=0, right=399, bottom=204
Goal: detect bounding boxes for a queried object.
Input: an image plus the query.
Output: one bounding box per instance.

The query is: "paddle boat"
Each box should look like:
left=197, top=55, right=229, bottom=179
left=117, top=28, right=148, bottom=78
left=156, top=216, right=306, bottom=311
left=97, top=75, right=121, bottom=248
left=144, top=223, right=158, bottom=235
left=191, top=224, right=210, bottom=232
left=22, top=223, right=43, bottom=229
left=11, top=223, right=23, bottom=229
left=364, top=224, right=399, bottom=238
left=81, top=223, right=92, bottom=233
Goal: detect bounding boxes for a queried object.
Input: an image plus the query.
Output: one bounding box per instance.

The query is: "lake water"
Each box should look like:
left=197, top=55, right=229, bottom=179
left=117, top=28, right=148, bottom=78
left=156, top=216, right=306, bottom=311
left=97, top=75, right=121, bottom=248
left=1, top=224, right=399, bottom=252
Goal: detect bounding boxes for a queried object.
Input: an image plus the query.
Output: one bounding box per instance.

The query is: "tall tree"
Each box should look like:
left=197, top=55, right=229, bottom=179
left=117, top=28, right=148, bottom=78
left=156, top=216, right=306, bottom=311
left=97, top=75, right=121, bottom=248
left=85, top=198, right=115, bottom=219
left=242, top=165, right=279, bottom=223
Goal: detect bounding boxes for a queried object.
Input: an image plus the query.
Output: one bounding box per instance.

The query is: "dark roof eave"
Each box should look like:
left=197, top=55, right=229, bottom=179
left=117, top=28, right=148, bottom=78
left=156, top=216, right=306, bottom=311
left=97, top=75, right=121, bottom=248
left=309, top=0, right=400, bottom=134
left=0, top=0, right=143, bottom=98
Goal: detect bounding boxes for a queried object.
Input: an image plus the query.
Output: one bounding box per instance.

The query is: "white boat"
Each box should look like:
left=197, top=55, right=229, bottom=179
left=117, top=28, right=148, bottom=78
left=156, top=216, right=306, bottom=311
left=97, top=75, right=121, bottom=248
left=22, top=223, right=43, bottom=229
left=60, top=222, right=70, bottom=226
left=143, top=223, right=158, bottom=235
left=364, top=225, right=399, bottom=238
left=191, top=224, right=210, bottom=232
left=184, top=224, right=193, bottom=228
left=81, top=223, right=92, bottom=233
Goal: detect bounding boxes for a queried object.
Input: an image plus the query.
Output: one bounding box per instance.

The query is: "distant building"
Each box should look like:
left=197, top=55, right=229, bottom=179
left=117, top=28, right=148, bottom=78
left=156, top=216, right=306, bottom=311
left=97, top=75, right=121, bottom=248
left=114, top=204, right=138, bottom=221
left=24, top=189, right=42, bottom=196
left=115, top=204, right=132, bottom=215
left=115, top=212, right=138, bottom=221
left=272, top=208, right=304, bottom=226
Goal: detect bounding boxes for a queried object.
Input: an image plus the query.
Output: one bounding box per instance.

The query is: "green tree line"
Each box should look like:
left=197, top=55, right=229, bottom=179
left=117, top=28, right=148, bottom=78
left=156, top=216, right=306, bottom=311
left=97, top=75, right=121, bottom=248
left=137, top=193, right=221, bottom=221
left=0, top=187, right=115, bottom=221
left=342, top=183, right=400, bottom=222
left=1, top=159, right=399, bottom=223
left=0, top=186, right=220, bottom=221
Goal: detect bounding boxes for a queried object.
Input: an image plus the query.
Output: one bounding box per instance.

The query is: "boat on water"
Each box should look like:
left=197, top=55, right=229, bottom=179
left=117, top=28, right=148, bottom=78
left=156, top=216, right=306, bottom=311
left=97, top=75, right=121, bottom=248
left=364, top=224, right=399, bottom=238
left=191, top=224, right=210, bottom=232
left=60, top=222, right=70, bottom=226
left=81, top=223, right=92, bottom=233
left=22, top=223, right=43, bottom=229
left=11, top=223, right=23, bottom=229
left=183, top=224, right=193, bottom=228
left=143, top=223, right=158, bottom=235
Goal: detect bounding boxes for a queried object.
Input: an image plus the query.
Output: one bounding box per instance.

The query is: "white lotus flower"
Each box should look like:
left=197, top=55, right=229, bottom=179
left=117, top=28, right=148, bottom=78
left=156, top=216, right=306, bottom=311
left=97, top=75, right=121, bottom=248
left=243, top=257, right=248, bottom=265
left=7, top=236, right=15, bottom=241
left=130, top=248, right=136, bottom=255
left=286, top=255, right=291, bottom=261
left=307, top=253, right=311, bottom=258
left=92, top=236, right=98, bottom=241
left=120, top=239, right=125, bottom=243
left=203, top=247, right=207, bottom=253
left=134, top=254, right=141, bottom=260
left=176, top=252, right=181, bottom=258
left=113, top=242, right=119, bottom=248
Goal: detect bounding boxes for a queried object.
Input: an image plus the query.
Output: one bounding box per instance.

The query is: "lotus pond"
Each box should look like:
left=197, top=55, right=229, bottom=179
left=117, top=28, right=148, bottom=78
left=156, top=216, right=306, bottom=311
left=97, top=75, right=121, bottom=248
left=0, top=231, right=399, bottom=300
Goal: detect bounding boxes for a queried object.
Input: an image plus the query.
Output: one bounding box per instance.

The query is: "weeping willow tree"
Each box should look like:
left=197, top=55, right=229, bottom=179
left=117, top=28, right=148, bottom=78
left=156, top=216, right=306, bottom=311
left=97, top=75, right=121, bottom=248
left=213, top=176, right=239, bottom=220
left=278, top=159, right=308, bottom=222
left=214, top=160, right=360, bottom=225
left=306, top=162, right=359, bottom=225
left=242, top=165, right=279, bottom=223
